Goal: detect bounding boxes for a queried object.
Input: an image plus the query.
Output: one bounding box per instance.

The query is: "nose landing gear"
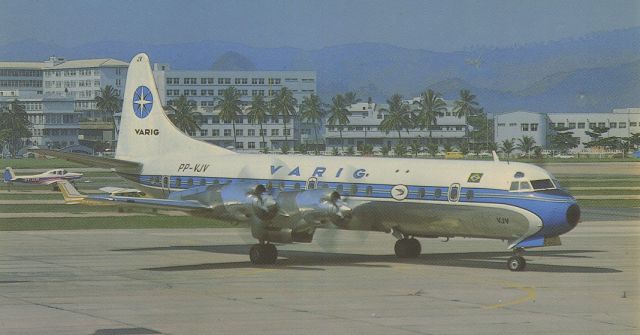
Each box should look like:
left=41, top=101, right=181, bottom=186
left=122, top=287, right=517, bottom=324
left=394, top=237, right=422, bottom=258
left=507, top=248, right=526, bottom=271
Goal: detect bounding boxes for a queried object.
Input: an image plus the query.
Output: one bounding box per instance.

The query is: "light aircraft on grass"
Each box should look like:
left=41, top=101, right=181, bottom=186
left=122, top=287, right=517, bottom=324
left=36, top=53, right=580, bottom=271
left=3, top=167, right=82, bottom=186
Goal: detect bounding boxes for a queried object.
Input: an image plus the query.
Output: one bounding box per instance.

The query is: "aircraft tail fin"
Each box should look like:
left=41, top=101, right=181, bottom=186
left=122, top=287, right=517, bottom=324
left=3, top=167, right=15, bottom=182
left=56, top=180, right=86, bottom=204
left=115, top=53, right=234, bottom=164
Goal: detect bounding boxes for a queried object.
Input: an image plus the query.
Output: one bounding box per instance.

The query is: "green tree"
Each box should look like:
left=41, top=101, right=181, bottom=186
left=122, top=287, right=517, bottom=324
left=427, top=142, right=439, bottom=157
left=331, top=147, right=339, bottom=156
left=517, top=135, right=536, bottom=158
left=168, top=95, right=201, bottom=134
left=394, top=142, right=407, bottom=157
left=327, top=94, right=351, bottom=152
left=272, top=87, right=298, bottom=148
left=215, top=87, right=242, bottom=149
left=344, top=91, right=360, bottom=106
left=246, top=94, right=269, bottom=152
left=501, top=139, right=515, bottom=159
left=346, top=146, right=355, bottom=156
left=0, top=100, right=31, bottom=156
left=453, top=89, right=480, bottom=146
left=549, top=126, right=579, bottom=154
left=379, top=94, right=412, bottom=142
left=409, top=140, right=421, bottom=157
left=299, top=94, right=325, bottom=155
left=585, top=125, right=609, bottom=142
left=413, top=89, right=446, bottom=140
left=96, top=85, right=122, bottom=120
left=380, top=146, right=390, bottom=157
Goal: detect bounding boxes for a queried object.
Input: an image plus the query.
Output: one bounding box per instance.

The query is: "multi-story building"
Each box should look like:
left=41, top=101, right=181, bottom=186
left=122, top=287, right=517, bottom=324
left=42, top=57, right=128, bottom=149
left=152, top=64, right=316, bottom=151
left=495, top=108, right=640, bottom=152
left=323, top=101, right=468, bottom=152
left=0, top=56, right=128, bottom=152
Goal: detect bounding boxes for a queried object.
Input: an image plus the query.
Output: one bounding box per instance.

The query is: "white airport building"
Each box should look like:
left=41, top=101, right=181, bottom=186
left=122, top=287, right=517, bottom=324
left=495, top=108, right=640, bottom=152
left=152, top=64, right=317, bottom=150
left=323, top=101, right=468, bottom=152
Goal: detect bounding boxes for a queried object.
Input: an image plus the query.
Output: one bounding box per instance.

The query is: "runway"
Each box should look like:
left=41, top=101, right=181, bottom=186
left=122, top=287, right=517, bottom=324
left=0, top=212, right=638, bottom=334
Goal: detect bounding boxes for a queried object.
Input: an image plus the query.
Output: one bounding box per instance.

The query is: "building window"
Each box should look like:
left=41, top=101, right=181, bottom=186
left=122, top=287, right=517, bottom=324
left=284, top=129, right=291, bottom=136
left=609, top=122, right=617, bottom=128
left=183, top=78, right=196, bottom=85
left=556, top=122, right=565, bottom=128
left=201, top=78, right=214, bottom=84
left=598, top=122, right=605, bottom=127
left=509, top=122, right=516, bottom=127
left=630, top=122, right=637, bottom=127
left=521, top=123, right=529, bottom=131
left=530, top=123, right=538, bottom=131
left=252, top=78, right=265, bottom=85
left=200, top=129, right=208, bottom=136
left=619, top=122, right=626, bottom=128
left=234, top=78, right=248, bottom=85
left=271, top=129, right=279, bottom=136
left=248, top=142, right=255, bottom=149
left=248, top=129, right=256, bottom=136
left=218, top=78, right=231, bottom=84
left=235, top=142, right=244, bottom=149
left=212, top=129, right=220, bottom=136
left=259, top=129, right=267, bottom=136
left=589, top=122, right=596, bottom=129
left=224, top=129, right=231, bottom=136
left=568, top=123, right=576, bottom=129
left=268, top=78, right=281, bottom=85
left=577, top=122, right=585, bottom=129
left=235, top=129, right=243, bottom=136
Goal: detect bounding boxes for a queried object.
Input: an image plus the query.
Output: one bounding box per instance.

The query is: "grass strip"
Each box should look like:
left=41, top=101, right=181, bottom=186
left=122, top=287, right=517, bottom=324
left=0, top=216, right=242, bottom=231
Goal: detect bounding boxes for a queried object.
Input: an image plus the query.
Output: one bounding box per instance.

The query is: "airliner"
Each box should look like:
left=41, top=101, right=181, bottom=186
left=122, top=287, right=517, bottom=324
left=35, top=53, right=580, bottom=271
left=3, top=167, right=82, bottom=185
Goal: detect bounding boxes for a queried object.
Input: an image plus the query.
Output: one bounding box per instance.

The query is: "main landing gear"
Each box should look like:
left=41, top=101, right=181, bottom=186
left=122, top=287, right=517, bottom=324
left=507, top=248, right=526, bottom=271
left=394, top=237, right=422, bottom=258
left=249, top=242, right=278, bottom=265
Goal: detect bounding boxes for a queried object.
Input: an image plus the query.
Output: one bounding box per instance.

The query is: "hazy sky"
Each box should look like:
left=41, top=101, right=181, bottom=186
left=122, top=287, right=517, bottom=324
left=1, top=0, right=638, bottom=51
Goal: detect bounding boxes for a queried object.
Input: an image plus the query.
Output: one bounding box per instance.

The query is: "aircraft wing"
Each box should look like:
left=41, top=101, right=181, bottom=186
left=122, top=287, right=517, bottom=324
left=30, top=149, right=141, bottom=174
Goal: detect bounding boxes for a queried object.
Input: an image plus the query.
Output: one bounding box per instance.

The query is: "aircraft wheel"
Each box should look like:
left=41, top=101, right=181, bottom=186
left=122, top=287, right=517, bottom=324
left=507, top=255, right=526, bottom=271
left=395, top=238, right=421, bottom=258
left=249, top=244, right=278, bottom=265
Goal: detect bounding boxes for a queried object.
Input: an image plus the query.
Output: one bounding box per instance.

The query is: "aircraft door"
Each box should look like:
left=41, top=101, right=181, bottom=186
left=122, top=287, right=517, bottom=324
left=448, top=183, right=460, bottom=202
left=306, top=177, right=318, bottom=190
left=161, top=176, right=171, bottom=196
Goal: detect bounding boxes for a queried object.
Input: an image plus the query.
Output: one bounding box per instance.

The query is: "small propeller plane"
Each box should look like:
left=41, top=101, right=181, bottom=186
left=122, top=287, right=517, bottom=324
left=56, top=180, right=146, bottom=205
left=3, top=167, right=82, bottom=185
left=36, top=53, right=580, bottom=271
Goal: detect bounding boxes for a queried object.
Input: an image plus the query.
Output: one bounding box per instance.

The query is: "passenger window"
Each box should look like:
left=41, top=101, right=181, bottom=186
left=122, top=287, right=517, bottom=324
left=366, top=186, right=373, bottom=195
left=350, top=184, right=358, bottom=195
left=418, top=188, right=425, bottom=198
left=519, top=181, right=531, bottom=190
left=434, top=189, right=442, bottom=198
left=294, top=183, right=301, bottom=191
left=466, top=190, right=474, bottom=200
left=279, top=182, right=285, bottom=190
left=199, top=178, right=206, bottom=186
left=448, top=184, right=460, bottom=202
left=510, top=182, right=519, bottom=191
left=336, top=184, right=343, bottom=193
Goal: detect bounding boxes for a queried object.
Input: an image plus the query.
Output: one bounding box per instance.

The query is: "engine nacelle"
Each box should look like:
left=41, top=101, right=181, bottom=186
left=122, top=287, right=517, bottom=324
left=174, top=182, right=278, bottom=221
left=277, top=189, right=352, bottom=227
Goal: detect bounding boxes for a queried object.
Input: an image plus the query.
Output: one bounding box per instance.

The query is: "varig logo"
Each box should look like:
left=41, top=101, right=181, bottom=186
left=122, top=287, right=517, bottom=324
left=133, top=86, right=153, bottom=119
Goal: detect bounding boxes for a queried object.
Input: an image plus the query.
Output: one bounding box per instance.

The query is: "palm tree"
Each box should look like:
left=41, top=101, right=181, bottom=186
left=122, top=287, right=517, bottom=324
left=517, top=136, right=536, bottom=158
left=272, top=87, right=297, bottom=148
left=327, top=94, right=351, bottom=152
left=409, top=140, right=421, bottom=157
left=344, top=91, right=360, bottom=106
left=453, top=89, right=480, bottom=146
left=501, top=139, right=515, bottom=159
left=246, top=95, right=269, bottom=152
left=379, top=94, right=412, bottom=143
left=96, top=85, right=122, bottom=121
left=0, top=100, right=31, bottom=156
left=168, top=95, right=201, bottom=134
left=413, top=89, right=447, bottom=142
left=299, top=94, right=325, bottom=155
left=215, top=86, right=242, bottom=149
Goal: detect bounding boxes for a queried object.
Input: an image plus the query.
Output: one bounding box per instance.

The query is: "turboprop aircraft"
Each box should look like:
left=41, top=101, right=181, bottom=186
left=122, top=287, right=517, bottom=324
left=35, top=53, right=580, bottom=271
left=3, top=167, right=82, bottom=185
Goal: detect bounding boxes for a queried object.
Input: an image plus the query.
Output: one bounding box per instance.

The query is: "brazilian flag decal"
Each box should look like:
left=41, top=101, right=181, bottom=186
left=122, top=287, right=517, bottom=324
left=467, top=173, right=483, bottom=183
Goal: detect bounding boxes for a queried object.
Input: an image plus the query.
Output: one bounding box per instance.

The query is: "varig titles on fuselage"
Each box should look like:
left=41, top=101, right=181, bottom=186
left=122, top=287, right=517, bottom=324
left=270, top=165, right=368, bottom=179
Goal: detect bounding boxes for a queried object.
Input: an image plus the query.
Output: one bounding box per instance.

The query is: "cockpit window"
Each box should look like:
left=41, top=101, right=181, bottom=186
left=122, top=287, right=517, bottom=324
left=519, top=181, right=531, bottom=190
left=531, top=179, right=555, bottom=190
left=509, top=181, right=519, bottom=191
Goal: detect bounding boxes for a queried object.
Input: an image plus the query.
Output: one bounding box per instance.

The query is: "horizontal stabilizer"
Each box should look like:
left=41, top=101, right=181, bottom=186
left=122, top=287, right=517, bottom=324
left=30, top=149, right=141, bottom=174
